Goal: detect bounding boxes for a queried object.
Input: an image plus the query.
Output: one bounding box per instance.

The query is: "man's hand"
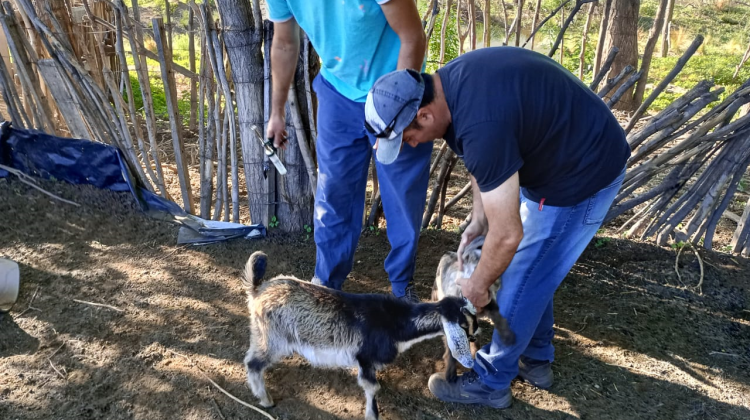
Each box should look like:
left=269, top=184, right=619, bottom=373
left=458, top=176, right=488, bottom=271
left=457, top=276, right=492, bottom=310
left=269, top=18, right=299, bottom=150
left=266, top=113, right=288, bottom=150
left=461, top=172, right=523, bottom=310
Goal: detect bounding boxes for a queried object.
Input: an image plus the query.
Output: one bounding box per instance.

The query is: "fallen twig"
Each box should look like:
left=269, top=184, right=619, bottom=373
left=17, top=286, right=41, bottom=318
left=211, top=397, right=226, bottom=420
left=167, top=350, right=276, bottom=420
left=574, top=315, right=588, bottom=333
left=709, top=351, right=739, bottom=357
left=72, top=299, right=124, bottom=312
left=48, top=359, right=66, bottom=380
left=0, top=164, right=80, bottom=207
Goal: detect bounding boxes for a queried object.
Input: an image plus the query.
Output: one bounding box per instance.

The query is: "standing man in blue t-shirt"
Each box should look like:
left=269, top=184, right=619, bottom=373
left=365, top=47, right=630, bottom=408
left=265, top=0, right=433, bottom=301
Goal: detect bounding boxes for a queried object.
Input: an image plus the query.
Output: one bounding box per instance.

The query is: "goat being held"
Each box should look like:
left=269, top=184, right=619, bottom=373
left=241, top=251, right=478, bottom=420
left=432, top=236, right=515, bottom=382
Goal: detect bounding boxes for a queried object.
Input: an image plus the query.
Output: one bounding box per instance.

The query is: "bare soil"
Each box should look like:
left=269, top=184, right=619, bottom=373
left=1, top=176, right=749, bottom=420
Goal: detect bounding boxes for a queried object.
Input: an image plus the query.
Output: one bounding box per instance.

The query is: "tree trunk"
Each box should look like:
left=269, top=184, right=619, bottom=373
left=631, top=0, right=668, bottom=106
left=439, top=0, right=453, bottom=66
left=659, top=0, right=675, bottom=58
left=579, top=2, right=595, bottom=79
left=514, top=0, right=524, bottom=47
left=733, top=38, right=750, bottom=80
left=502, top=0, right=511, bottom=45
left=483, top=0, right=490, bottom=48
left=602, top=0, right=640, bottom=111
left=469, top=0, right=477, bottom=51
left=277, top=34, right=317, bottom=232
left=530, top=0, right=542, bottom=49
left=593, top=0, right=612, bottom=76
left=214, top=0, right=265, bottom=224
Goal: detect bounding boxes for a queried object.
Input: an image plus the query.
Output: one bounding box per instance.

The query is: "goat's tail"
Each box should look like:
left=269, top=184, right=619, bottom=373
left=242, top=251, right=268, bottom=295
left=484, top=299, right=516, bottom=345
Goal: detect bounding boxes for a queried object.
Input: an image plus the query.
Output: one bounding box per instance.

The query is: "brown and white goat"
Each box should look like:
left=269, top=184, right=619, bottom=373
left=241, top=251, right=478, bottom=420
left=432, top=236, right=515, bottom=382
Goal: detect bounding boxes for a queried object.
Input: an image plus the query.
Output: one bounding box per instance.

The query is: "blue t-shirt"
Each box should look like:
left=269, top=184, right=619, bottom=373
left=266, top=0, right=402, bottom=102
left=437, top=47, right=630, bottom=207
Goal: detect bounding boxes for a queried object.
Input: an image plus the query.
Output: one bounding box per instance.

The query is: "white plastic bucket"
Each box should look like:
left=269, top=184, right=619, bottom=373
left=0, top=258, right=20, bottom=312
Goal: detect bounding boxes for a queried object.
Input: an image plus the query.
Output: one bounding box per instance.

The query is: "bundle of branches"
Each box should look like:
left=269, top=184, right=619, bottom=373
left=0, top=0, right=159, bottom=197
left=606, top=78, right=750, bottom=255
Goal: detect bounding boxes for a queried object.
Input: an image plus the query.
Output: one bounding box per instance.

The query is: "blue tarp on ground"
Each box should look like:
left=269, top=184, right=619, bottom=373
left=0, top=122, right=265, bottom=244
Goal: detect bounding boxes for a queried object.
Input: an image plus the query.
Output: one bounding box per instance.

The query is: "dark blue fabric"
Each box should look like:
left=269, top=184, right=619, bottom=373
left=0, top=123, right=132, bottom=192
left=0, top=122, right=265, bottom=242
left=437, top=47, right=630, bottom=207
left=473, top=169, right=625, bottom=389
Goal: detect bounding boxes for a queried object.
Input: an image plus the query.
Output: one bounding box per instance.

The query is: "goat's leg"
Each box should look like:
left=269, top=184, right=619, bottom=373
left=442, top=336, right=458, bottom=383
left=470, top=340, right=479, bottom=357
left=244, top=346, right=275, bottom=407
left=357, top=361, right=381, bottom=420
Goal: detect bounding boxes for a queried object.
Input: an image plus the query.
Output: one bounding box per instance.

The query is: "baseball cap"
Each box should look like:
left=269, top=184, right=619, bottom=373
left=364, top=69, right=425, bottom=165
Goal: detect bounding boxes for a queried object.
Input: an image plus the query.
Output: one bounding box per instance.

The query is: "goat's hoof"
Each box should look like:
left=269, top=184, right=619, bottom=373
left=259, top=397, right=275, bottom=408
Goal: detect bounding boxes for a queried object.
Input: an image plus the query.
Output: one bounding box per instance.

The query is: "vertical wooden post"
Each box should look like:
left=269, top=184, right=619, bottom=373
left=36, top=59, right=89, bottom=139
left=188, top=0, right=197, bottom=131
left=165, top=0, right=172, bottom=51
left=114, top=8, right=163, bottom=195
left=199, top=34, right=215, bottom=219
left=263, top=19, right=275, bottom=228
left=201, top=2, right=239, bottom=222
left=119, top=0, right=168, bottom=199
left=153, top=17, right=194, bottom=213
left=0, top=9, right=55, bottom=133
left=0, top=47, right=29, bottom=127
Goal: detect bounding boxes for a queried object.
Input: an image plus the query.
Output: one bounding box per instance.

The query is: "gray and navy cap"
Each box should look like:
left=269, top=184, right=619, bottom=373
left=365, top=69, right=425, bottom=165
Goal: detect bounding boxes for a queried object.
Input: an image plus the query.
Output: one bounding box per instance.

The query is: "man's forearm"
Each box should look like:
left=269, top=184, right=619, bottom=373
left=270, top=38, right=300, bottom=116
left=470, top=228, right=519, bottom=291
left=470, top=176, right=487, bottom=227
left=396, top=35, right=426, bottom=71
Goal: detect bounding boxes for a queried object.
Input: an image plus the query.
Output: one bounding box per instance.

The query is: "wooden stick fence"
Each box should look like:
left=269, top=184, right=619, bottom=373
left=1, top=1, right=749, bottom=255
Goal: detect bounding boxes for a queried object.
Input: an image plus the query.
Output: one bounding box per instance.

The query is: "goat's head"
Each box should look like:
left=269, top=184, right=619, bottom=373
left=438, top=296, right=480, bottom=368
left=460, top=236, right=485, bottom=278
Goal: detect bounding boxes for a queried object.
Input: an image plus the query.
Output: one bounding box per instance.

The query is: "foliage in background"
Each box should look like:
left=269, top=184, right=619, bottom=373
left=123, top=2, right=201, bottom=123
left=425, top=2, right=460, bottom=73
left=417, top=0, right=750, bottom=114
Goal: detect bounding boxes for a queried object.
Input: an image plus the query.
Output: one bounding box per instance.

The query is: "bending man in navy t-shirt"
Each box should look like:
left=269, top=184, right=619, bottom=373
left=364, top=47, right=630, bottom=408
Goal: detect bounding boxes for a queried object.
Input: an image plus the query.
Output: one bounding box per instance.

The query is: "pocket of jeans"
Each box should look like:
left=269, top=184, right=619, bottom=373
left=583, top=174, right=624, bottom=225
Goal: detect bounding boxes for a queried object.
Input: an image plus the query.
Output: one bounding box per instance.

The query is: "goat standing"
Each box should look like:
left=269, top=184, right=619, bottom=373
left=241, top=251, right=478, bottom=420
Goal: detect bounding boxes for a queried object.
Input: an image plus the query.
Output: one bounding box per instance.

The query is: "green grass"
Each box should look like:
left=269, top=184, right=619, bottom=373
left=124, top=55, right=198, bottom=122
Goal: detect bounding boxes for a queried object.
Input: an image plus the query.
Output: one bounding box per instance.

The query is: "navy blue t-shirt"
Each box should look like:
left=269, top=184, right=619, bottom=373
left=437, top=47, right=630, bottom=207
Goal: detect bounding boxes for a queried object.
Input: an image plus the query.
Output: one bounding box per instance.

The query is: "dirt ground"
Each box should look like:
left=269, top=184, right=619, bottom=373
left=1, top=176, right=749, bottom=420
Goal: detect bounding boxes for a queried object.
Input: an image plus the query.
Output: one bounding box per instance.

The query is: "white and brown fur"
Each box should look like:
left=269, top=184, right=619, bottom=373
left=241, top=251, right=479, bottom=420
left=432, top=236, right=515, bottom=382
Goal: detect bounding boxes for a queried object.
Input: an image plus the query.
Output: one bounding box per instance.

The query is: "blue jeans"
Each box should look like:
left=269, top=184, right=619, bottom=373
left=311, top=75, right=433, bottom=296
left=474, top=169, right=626, bottom=389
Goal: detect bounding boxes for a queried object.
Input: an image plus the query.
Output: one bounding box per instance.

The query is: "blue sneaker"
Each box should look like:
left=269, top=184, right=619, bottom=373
left=428, top=371, right=512, bottom=409
left=394, top=283, right=421, bottom=303
left=518, top=357, right=553, bottom=389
